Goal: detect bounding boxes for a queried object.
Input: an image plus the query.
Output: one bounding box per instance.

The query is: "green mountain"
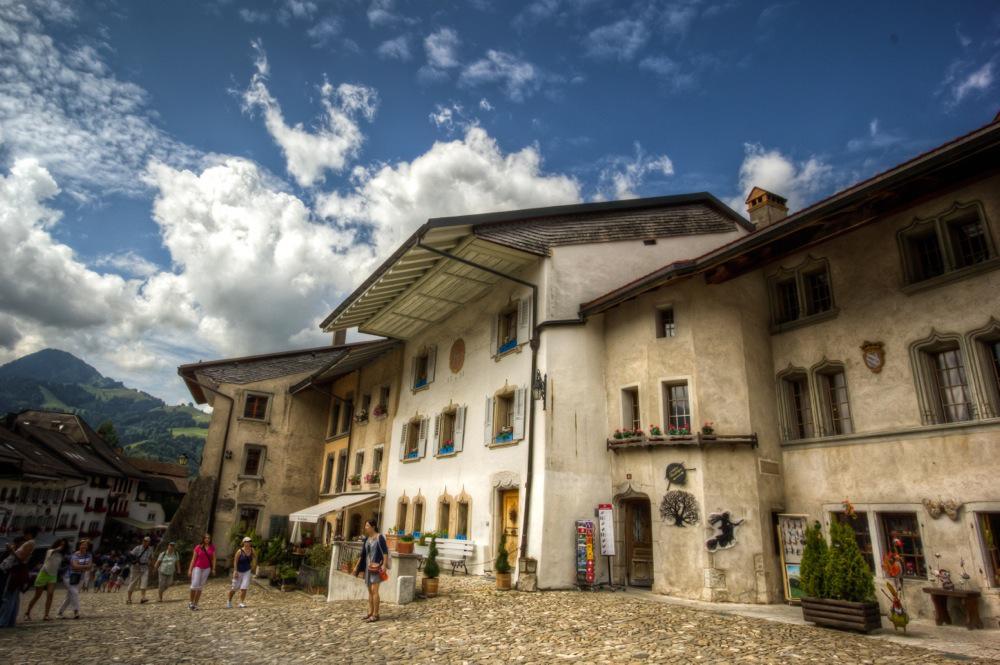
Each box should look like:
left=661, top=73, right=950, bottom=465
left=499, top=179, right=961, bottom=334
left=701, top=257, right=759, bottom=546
left=0, top=348, right=208, bottom=472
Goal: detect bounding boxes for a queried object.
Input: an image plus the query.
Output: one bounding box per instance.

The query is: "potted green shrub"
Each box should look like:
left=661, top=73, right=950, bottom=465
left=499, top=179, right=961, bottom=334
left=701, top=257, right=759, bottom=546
left=278, top=563, right=298, bottom=592
left=495, top=533, right=512, bottom=590
left=422, top=534, right=440, bottom=597
left=397, top=533, right=414, bottom=554
left=800, top=520, right=880, bottom=633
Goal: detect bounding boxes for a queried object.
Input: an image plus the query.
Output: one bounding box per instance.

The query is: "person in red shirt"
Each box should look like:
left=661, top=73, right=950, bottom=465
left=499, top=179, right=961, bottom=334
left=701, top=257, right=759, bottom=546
left=186, top=533, right=216, bottom=611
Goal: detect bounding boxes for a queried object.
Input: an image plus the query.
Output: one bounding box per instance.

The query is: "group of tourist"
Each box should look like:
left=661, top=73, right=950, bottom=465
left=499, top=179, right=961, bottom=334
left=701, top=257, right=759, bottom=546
left=0, top=528, right=258, bottom=625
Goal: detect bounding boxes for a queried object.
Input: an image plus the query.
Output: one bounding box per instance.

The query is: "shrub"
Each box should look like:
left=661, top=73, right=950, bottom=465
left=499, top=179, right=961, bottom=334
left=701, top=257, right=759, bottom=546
left=423, top=535, right=440, bottom=579
left=824, top=520, right=875, bottom=603
left=278, top=563, right=298, bottom=581
left=495, top=533, right=511, bottom=574
left=260, top=535, right=288, bottom=565
left=306, top=543, right=332, bottom=569
left=799, top=521, right=828, bottom=598
left=399, top=534, right=414, bottom=543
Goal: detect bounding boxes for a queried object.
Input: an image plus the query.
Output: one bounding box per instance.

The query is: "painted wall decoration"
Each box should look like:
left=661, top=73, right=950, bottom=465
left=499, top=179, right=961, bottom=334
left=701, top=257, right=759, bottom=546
left=449, top=338, right=465, bottom=374
left=705, top=511, right=744, bottom=552
left=659, top=490, right=699, bottom=527
left=860, top=340, right=885, bottom=373
left=922, top=498, right=962, bottom=521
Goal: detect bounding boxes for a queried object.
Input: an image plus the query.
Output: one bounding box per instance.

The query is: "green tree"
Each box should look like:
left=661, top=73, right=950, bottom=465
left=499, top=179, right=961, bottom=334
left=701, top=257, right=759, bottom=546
left=495, top=533, right=511, bottom=574
left=97, top=420, right=120, bottom=445
left=824, top=520, right=875, bottom=602
left=423, top=534, right=440, bottom=579
left=799, top=521, right=828, bottom=598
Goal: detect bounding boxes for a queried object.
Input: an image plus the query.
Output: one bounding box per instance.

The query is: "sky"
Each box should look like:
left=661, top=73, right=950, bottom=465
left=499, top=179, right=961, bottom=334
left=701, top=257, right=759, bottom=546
left=0, top=0, right=998, bottom=405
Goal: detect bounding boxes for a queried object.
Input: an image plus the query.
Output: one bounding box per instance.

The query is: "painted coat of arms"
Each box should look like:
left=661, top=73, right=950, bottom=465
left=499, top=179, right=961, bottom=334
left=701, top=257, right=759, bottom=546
left=860, top=341, right=885, bottom=373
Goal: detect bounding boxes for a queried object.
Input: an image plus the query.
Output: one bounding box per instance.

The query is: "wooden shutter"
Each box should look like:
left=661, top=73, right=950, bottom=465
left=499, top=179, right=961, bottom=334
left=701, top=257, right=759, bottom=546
left=513, top=387, right=527, bottom=441
left=484, top=396, right=493, bottom=445
left=489, top=314, right=498, bottom=357
left=517, top=295, right=532, bottom=345
left=418, top=417, right=428, bottom=458
left=427, top=346, right=437, bottom=384
left=433, top=414, right=441, bottom=452
left=399, top=422, right=409, bottom=461
left=454, top=406, right=466, bottom=452
left=410, top=355, right=418, bottom=390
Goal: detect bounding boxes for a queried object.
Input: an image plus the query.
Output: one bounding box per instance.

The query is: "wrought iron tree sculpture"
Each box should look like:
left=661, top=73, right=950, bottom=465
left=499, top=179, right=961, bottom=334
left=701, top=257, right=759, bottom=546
left=660, top=490, right=700, bottom=527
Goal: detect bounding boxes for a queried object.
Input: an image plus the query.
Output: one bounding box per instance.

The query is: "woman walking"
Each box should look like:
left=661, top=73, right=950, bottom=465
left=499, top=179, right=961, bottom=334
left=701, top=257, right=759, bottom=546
left=353, top=520, right=389, bottom=623
left=153, top=542, right=180, bottom=602
left=57, top=539, right=93, bottom=620
left=187, top=533, right=215, bottom=611
left=0, top=526, right=39, bottom=627
left=227, top=537, right=256, bottom=609
left=24, top=538, right=69, bottom=621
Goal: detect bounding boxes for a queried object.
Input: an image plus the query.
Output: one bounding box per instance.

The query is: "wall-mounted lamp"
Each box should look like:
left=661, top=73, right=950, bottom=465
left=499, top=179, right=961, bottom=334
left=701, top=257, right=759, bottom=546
left=177, top=454, right=188, bottom=466
left=224, top=450, right=233, bottom=460
left=531, top=369, right=547, bottom=409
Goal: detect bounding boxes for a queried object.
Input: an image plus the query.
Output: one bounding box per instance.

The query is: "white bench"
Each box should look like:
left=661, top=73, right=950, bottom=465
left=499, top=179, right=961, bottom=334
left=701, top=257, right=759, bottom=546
left=416, top=538, right=475, bottom=575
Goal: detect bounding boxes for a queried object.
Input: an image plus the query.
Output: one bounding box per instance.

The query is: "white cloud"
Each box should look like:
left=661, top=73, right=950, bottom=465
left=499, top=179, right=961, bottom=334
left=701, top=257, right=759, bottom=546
left=377, top=35, right=411, bottom=60
left=95, top=251, right=161, bottom=278
left=242, top=42, right=378, bottom=188
left=460, top=50, right=541, bottom=102
left=238, top=8, right=269, bottom=23
left=638, top=55, right=695, bottom=90
left=730, top=143, right=833, bottom=213
left=479, top=98, right=494, bottom=111
left=429, top=104, right=459, bottom=132
left=585, top=19, right=648, bottom=61
left=368, top=0, right=405, bottom=26
left=595, top=143, right=674, bottom=200
left=953, top=62, right=994, bottom=103
left=278, top=0, right=318, bottom=22
left=307, top=16, right=342, bottom=47
left=316, top=126, right=582, bottom=260
left=846, top=117, right=905, bottom=152
left=424, top=28, right=461, bottom=69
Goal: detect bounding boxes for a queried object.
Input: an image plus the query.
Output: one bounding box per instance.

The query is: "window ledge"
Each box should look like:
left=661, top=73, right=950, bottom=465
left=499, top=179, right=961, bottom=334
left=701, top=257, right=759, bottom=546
left=781, top=416, right=1000, bottom=450
left=901, top=257, right=1000, bottom=295
left=488, top=439, right=522, bottom=450
left=411, top=383, right=430, bottom=393
left=237, top=474, right=264, bottom=481
left=325, top=432, right=350, bottom=443
left=435, top=451, right=458, bottom=458
left=494, top=344, right=525, bottom=361
left=770, top=307, right=839, bottom=335
left=237, top=417, right=269, bottom=424
left=401, top=456, right=422, bottom=464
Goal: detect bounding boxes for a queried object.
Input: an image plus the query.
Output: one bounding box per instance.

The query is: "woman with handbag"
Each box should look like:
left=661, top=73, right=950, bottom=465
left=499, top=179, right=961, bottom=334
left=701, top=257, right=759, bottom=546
left=0, top=527, right=39, bottom=627
left=24, top=538, right=69, bottom=621
left=353, top=520, right=389, bottom=623
left=57, top=539, right=93, bottom=620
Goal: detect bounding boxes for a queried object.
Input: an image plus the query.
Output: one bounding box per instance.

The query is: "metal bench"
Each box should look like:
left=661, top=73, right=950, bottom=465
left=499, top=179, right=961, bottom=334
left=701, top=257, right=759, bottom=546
left=416, top=539, right=475, bottom=575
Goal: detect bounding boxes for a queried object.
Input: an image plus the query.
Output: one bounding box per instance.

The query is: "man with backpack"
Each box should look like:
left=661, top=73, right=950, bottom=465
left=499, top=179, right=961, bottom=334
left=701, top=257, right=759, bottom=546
left=125, top=535, right=154, bottom=604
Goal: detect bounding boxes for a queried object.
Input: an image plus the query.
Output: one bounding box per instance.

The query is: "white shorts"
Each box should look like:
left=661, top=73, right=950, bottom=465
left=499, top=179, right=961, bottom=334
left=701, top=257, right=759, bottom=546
left=190, top=567, right=211, bottom=590
left=231, top=570, right=252, bottom=591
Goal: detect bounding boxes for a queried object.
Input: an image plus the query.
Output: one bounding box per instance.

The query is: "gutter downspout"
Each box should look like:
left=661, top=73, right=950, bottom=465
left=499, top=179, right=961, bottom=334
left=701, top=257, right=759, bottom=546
left=415, top=240, right=540, bottom=563
left=178, top=372, right=235, bottom=537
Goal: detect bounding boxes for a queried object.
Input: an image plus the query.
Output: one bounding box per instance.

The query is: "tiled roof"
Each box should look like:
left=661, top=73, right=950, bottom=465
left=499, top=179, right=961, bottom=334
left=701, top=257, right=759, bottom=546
left=474, top=203, right=742, bottom=255
left=182, top=346, right=350, bottom=386
left=15, top=410, right=144, bottom=478
left=126, top=457, right=189, bottom=478
left=289, top=339, right=400, bottom=394
left=15, top=422, right=122, bottom=477
left=0, top=427, right=84, bottom=479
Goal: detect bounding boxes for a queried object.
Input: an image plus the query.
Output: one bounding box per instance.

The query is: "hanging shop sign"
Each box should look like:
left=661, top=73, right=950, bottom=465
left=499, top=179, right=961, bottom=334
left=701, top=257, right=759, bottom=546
left=597, top=504, right=615, bottom=556
left=665, top=463, right=687, bottom=486
left=575, top=520, right=596, bottom=585
left=776, top=513, right=808, bottom=602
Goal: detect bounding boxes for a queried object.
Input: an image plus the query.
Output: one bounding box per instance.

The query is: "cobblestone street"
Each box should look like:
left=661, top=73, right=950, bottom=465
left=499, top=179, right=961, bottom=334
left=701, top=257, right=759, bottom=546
left=0, top=577, right=996, bottom=665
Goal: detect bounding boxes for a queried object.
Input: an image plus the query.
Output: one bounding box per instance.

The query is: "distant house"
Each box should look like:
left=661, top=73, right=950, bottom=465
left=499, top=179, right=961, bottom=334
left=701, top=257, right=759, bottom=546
left=124, top=457, right=189, bottom=524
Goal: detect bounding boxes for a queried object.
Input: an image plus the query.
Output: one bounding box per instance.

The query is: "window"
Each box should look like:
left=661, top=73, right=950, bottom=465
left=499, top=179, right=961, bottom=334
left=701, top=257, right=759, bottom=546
left=898, top=202, right=996, bottom=287
left=879, top=513, right=926, bottom=578
left=457, top=500, right=470, bottom=539
left=329, top=400, right=341, bottom=437
left=238, top=505, right=261, bottom=533
left=376, top=386, right=390, bottom=415
left=930, top=348, right=973, bottom=422
left=662, top=382, right=691, bottom=433
left=767, top=258, right=836, bottom=329
left=400, top=418, right=427, bottom=461
left=396, top=499, right=409, bottom=533
left=438, top=499, right=451, bottom=536
left=780, top=372, right=814, bottom=440
left=970, top=323, right=1000, bottom=419
left=496, top=393, right=514, bottom=440
left=497, top=306, right=519, bottom=354
left=242, top=393, right=270, bottom=420
left=439, top=410, right=456, bottom=453
left=341, top=393, right=354, bottom=434
left=358, top=393, right=371, bottom=421
left=371, top=446, right=383, bottom=474
left=655, top=307, right=676, bottom=338
left=322, top=454, right=335, bottom=494
left=775, top=278, right=799, bottom=324
left=335, top=450, right=348, bottom=493
left=621, top=387, right=640, bottom=431
left=485, top=388, right=526, bottom=445
left=411, top=347, right=436, bottom=390
left=817, top=367, right=853, bottom=435
left=354, top=451, right=364, bottom=475
left=803, top=268, right=832, bottom=316
left=412, top=499, right=424, bottom=534
left=977, top=512, right=1000, bottom=587
left=491, top=296, right=532, bottom=358
left=242, top=445, right=265, bottom=477
left=832, top=511, right=875, bottom=572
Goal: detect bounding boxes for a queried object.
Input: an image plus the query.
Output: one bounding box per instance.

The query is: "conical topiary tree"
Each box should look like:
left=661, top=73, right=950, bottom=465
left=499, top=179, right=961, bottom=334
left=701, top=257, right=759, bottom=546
left=800, top=521, right=828, bottom=599
left=824, top=519, right=875, bottom=602
left=423, top=534, right=440, bottom=579
left=495, top=532, right=511, bottom=573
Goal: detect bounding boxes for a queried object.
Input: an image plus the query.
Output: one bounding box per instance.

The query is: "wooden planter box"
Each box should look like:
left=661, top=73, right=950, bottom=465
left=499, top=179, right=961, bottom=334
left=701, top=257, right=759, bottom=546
left=801, top=597, right=882, bottom=633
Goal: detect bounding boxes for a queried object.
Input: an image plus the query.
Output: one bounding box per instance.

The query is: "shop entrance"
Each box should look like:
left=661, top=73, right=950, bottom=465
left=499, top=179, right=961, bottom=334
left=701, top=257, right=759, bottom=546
left=621, top=498, right=653, bottom=587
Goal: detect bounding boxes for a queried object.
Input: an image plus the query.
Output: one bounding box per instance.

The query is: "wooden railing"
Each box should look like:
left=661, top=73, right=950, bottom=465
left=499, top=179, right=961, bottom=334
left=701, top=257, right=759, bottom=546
left=607, top=432, right=757, bottom=451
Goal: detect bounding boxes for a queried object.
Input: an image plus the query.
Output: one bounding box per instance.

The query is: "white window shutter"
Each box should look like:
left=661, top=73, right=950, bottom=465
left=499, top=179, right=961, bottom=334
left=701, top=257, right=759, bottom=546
left=399, top=422, right=409, bottom=461
left=418, top=417, right=428, bottom=458
left=517, top=295, right=532, bottom=345
left=489, top=314, right=498, bottom=357
left=433, top=414, right=441, bottom=450
left=513, top=387, right=527, bottom=441
left=427, top=346, right=437, bottom=384
left=454, top=406, right=466, bottom=451
left=484, top=396, right=493, bottom=445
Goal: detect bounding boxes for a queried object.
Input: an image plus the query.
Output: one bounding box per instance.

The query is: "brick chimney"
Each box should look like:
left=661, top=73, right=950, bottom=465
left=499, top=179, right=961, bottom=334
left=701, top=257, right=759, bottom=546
left=332, top=329, right=347, bottom=346
left=745, top=187, right=788, bottom=229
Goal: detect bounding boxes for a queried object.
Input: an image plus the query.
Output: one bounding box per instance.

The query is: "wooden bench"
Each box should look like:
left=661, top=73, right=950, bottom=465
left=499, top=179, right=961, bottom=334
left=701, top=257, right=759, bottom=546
left=416, top=539, right=475, bottom=575
left=922, top=587, right=984, bottom=630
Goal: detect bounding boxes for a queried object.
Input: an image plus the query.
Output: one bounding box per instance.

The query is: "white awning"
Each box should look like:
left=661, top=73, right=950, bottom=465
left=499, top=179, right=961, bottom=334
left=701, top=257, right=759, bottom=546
left=288, top=493, right=380, bottom=523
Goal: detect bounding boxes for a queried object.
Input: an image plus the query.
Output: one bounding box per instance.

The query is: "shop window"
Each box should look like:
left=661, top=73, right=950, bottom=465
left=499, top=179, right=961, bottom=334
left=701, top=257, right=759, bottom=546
left=621, top=386, right=640, bottom=431
left=456, top=500, right=470, bottom=539
left=816, top=365, right=853, bottom=435
left=400, top=418, right=427, bottom=461
left=411, top=347, right=436, bottom=391
left=898, top=202, right=996, bottom=287
left=977, top=512, right=1000, bottom=587
left=438, top=499, right=451, bottom=536
left=412, top=499, right=424, bottom=535
left=242, top=392, right=271, bottom=421
left=779, top=372, right=814, bottom=440
left=487, top=388, right=526, bottom=445
left=662, top=381, right=691, bottom=433
left=879, top=513, right=926, bottom=578
left=832, top=511, right=875, bottom=572
left=241, top=444, right=265, bottom=477
left=396, top=499, right=409, bottom=533
left=767, top=257, right=836, bottom=330
left=655, top=306, right=676, bottom=338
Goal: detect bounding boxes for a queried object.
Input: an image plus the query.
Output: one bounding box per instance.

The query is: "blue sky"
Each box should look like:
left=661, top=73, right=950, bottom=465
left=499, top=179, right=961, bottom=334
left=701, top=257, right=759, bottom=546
left=0, top=0, right=997, bottom=404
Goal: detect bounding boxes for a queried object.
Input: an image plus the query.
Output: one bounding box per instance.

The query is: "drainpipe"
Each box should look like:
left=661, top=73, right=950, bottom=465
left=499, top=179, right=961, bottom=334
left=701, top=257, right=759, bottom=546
left=415, top=240, right=540, bottom=562
left=177, top=372, right=235, bottom=536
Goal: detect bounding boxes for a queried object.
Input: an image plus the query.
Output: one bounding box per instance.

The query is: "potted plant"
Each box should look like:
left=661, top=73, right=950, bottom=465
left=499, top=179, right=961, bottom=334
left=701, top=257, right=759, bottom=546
left=353, top=409, right=368, bottom=424
left=348, top=473, right=361, bottom=486
left=800, top=519, right=880, bottom=633
left=648, top=424, right=664, bottom=439
left=278, top=563, right=298, bottom=592
left=372, top=404, right=387, bottom=418
left=422, top=534, right=440, bottom=597
left=701, top=421, right=715, bottom=436
left=364, top=470, right=381, bottom=485
left=397, top=533, right=414, bottom=554
left=495, top=533, right=512, bottom=590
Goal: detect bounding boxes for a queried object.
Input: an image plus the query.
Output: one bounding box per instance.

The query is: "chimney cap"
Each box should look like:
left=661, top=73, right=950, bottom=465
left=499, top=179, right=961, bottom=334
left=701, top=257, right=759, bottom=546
left=745, top=186, right=788, bottom=207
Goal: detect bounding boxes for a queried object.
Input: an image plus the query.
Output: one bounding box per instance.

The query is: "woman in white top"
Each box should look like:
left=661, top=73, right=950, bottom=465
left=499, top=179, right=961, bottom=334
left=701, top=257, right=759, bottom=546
left=57, top=540, right=93, bottom=620
left=24, top=538, right=69, bottom=621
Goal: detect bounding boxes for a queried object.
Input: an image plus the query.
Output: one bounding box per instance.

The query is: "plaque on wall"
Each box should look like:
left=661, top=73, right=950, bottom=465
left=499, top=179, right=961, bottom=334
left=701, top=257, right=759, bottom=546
left=860, top=341, right=885, bottom=373
left=449, top=338, right=465, bottom=373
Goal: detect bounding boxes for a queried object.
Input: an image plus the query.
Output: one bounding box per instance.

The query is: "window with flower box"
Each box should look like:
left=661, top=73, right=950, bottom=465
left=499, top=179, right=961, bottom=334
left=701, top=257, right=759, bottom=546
left=898, top=201, right=997, bottom=290
left=371, top=446, right=383, bottom=478
left=375, top=386, right=390, bottom=417
left=435, top=406, right=466, bottom=455
left=662, top=382, right=691, bottom=434
left=411, top=347, right=436, bottom=391
left=879, top=512, right=926, bottom=578
left=399, top=417, right=428, bottom=461
left=621, top=386, right=641, bottom=432
left=412, top=498, right=424, bottom=535
left=490, top=296, right=532, bottom=358
left=456, top=500, right=470, bottom=540
left=485, top=387, right=526, bottom=445
left=356, top=393, right=371, bottom=423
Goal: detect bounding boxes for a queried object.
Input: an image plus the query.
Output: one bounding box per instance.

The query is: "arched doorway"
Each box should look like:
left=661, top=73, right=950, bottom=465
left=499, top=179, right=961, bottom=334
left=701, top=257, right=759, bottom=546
left=619, top=495, right=653, bottom=587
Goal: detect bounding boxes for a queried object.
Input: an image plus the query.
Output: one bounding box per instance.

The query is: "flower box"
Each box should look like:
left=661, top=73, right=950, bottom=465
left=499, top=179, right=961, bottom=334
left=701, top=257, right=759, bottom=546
left=438, top=444, right=455, bottom=455
left=801, top=597, right=882, bottom=633
left=498, top=338, right=517, bottom=354
left=404, top=450, right=419, bottom=460
left=494, top=431, right=514, bottom=444
left=372, top=405, right=387, bottom=418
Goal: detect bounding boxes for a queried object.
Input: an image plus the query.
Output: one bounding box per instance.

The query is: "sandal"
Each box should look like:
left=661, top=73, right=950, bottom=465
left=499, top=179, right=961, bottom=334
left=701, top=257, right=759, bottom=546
left=43, top=616, right=52, bottom=621
left=367, top=616, right=380, bottom=623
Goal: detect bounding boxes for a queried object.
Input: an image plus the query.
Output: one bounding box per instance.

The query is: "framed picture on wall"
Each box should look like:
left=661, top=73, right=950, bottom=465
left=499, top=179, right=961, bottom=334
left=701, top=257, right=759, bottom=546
left=785, top=564, right=804, bottom=600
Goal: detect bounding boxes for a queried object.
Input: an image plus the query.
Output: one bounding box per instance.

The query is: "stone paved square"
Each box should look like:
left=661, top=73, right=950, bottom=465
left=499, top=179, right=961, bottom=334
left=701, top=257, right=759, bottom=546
left=0, top=577, right=995, bottom=664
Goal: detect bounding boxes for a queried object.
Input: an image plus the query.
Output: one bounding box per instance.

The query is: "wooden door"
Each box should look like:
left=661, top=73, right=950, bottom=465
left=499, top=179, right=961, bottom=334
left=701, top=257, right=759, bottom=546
left=500, top=489, right=520, bottom=564
left=625, top=500, right=653, bottom=587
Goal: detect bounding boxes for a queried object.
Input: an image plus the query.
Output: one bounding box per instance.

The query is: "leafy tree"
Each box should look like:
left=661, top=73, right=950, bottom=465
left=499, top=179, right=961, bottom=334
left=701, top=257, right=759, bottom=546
left=495, top=532, right=511, bottom=574
left=423, top=534, right=440, bottom=579
left=800, top=521, right=828, bottom=598
left=824, top=520, right=875, bottom=602
left=97, top=420, right=120, bottom=445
